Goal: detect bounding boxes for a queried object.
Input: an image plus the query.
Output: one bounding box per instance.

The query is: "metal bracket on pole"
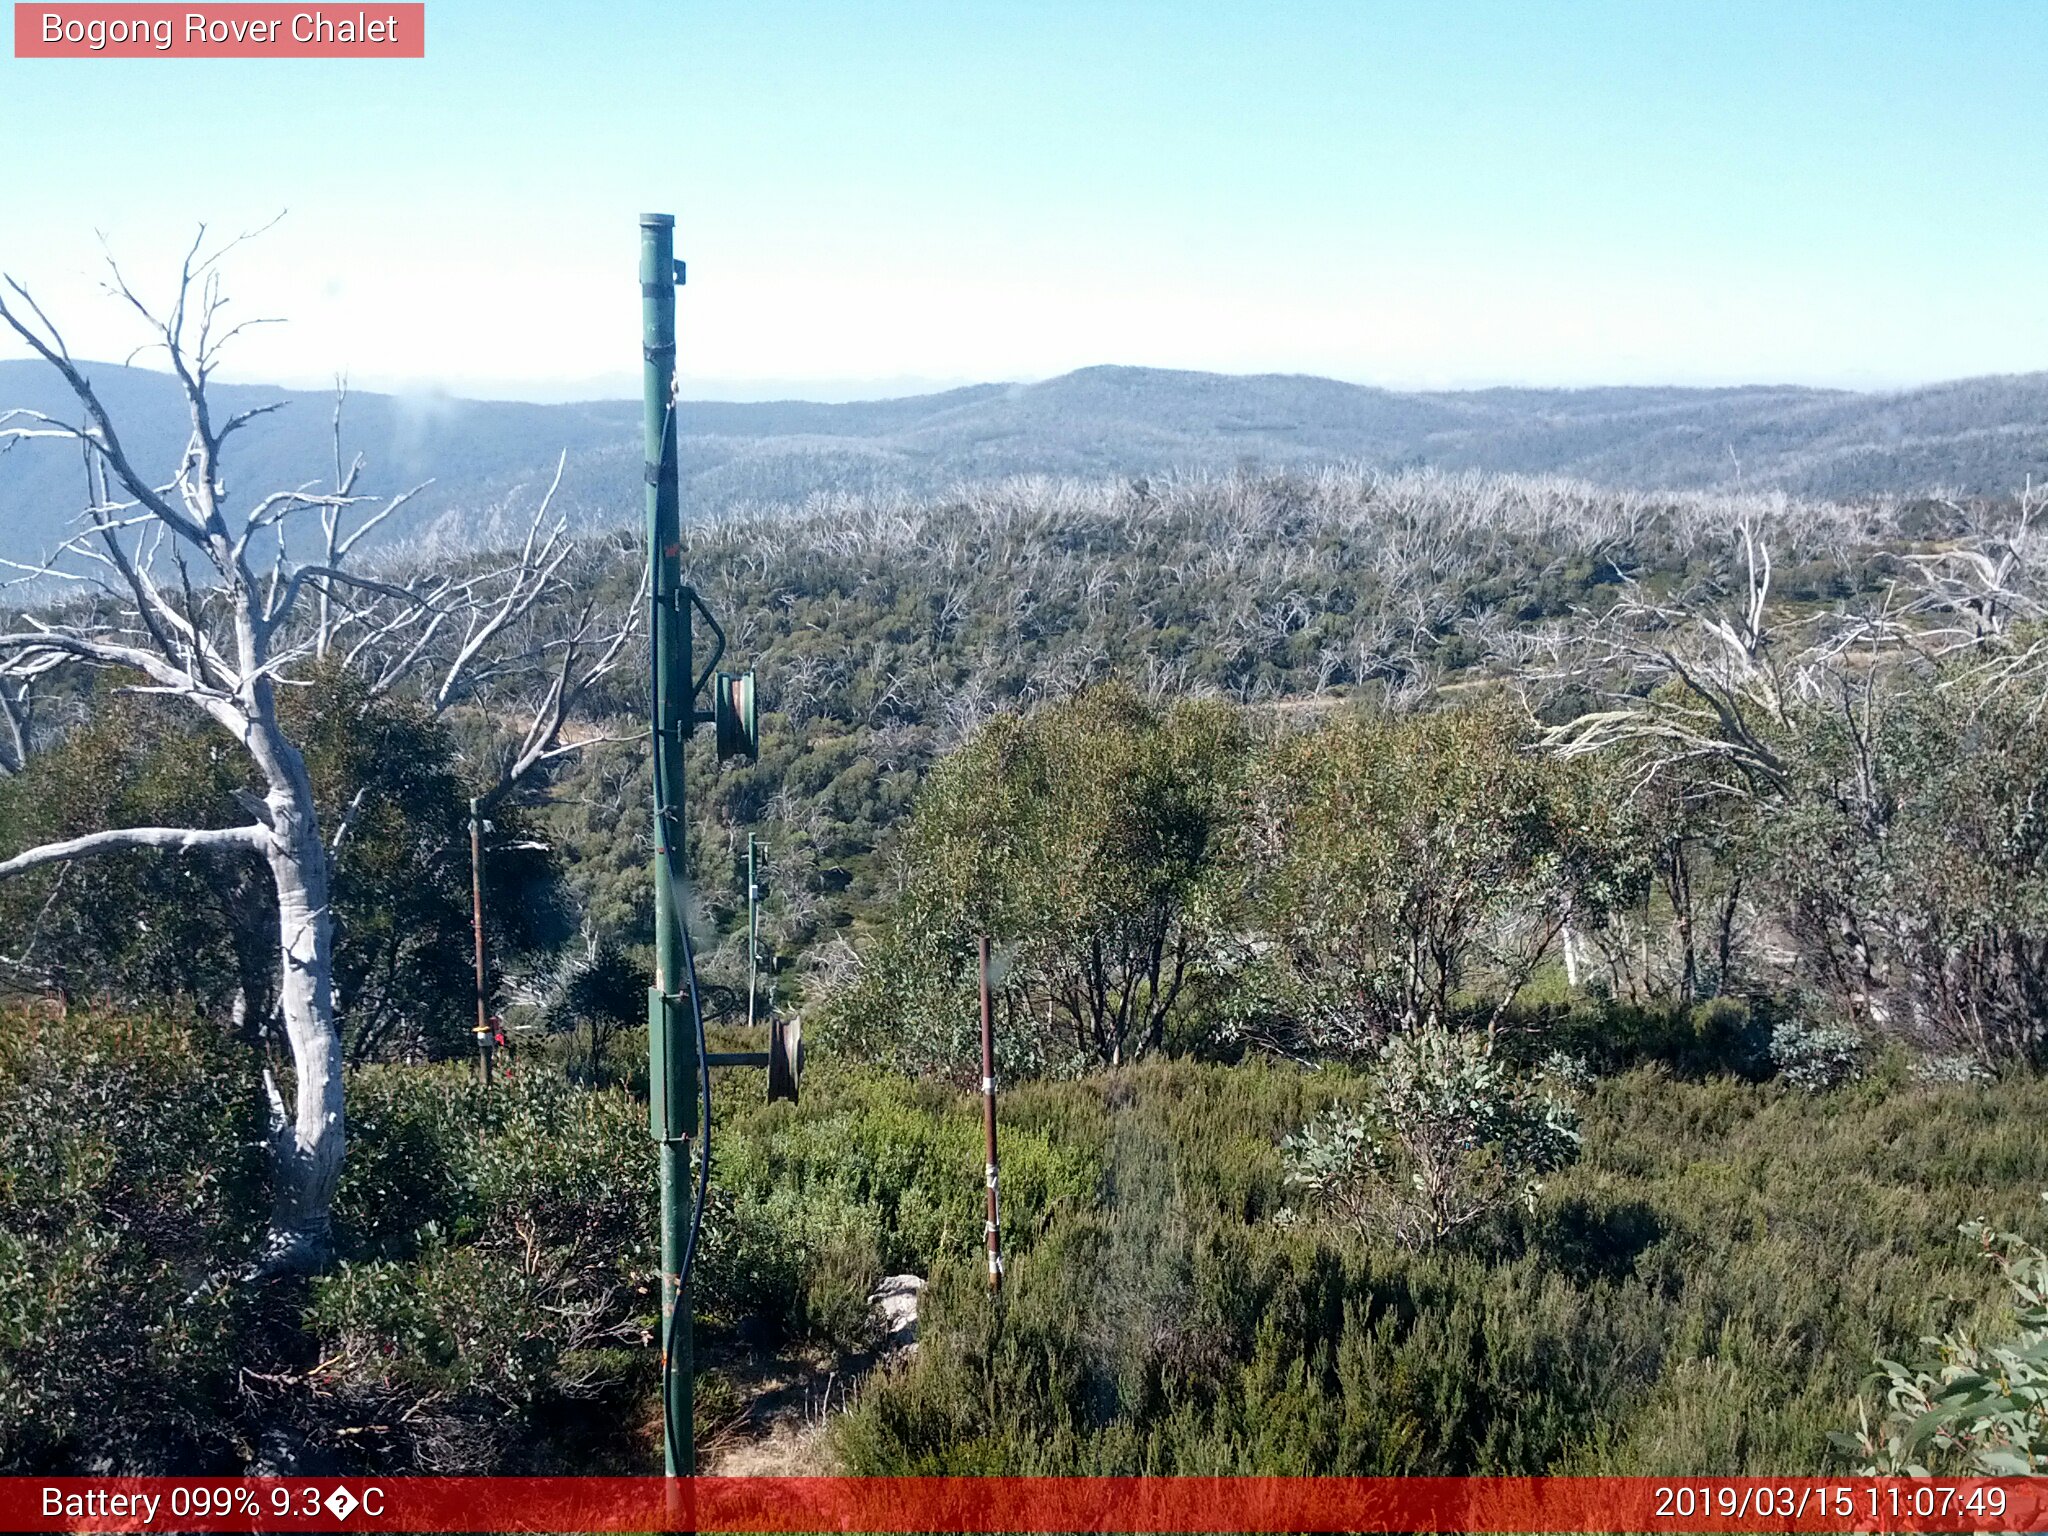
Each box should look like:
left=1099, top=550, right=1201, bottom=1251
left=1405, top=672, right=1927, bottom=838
left=702, top=1013, right=802, bottom=1105
left=647, top=988, right=699, bottom=1143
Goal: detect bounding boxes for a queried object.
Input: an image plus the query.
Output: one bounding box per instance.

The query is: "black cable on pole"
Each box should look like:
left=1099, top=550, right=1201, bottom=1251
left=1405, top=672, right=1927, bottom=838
left=662, top=842, right=712, bottom=1475
left=650, top=397, right=714, bottom=1477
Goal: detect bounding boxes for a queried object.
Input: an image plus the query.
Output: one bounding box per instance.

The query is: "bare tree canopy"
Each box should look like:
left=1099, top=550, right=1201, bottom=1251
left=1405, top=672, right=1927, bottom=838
left=0, top=228, right=638, bottom=1271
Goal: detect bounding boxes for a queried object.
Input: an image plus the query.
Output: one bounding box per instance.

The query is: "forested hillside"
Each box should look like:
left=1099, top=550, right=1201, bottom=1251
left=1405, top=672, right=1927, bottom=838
left=522, top=469, right=1979, bottom=1012
left=7, top=465, right=2048, bottom=1477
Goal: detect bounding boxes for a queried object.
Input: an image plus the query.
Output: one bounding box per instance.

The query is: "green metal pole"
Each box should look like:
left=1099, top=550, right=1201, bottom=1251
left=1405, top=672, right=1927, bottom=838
left=641, top=211, right=695, bottom=1478
left=747, top=834, right=758, bottom=1033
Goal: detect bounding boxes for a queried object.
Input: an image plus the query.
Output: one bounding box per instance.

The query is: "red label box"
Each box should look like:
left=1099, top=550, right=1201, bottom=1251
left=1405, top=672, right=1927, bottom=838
left=14, top=3, right=424, bottom=57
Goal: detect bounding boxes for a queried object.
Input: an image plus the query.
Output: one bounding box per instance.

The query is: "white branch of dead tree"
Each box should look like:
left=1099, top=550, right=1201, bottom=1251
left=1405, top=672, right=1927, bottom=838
left=0, top=821, right=268, bottom=879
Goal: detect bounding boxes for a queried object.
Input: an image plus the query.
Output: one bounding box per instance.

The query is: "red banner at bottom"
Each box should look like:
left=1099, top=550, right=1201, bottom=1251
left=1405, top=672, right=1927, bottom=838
left=6, top=1476, right=2046, bottom=1533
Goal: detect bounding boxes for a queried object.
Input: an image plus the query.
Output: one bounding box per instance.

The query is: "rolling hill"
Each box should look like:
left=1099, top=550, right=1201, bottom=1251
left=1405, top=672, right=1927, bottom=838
left=5, top=359, right=2048, bottom=568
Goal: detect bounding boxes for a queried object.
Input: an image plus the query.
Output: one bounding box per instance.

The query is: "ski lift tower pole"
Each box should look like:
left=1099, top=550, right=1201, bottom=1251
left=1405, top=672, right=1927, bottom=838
left=641, top=211, right=774, bottom=1483
left=641, top=212, right=695, bottom=1478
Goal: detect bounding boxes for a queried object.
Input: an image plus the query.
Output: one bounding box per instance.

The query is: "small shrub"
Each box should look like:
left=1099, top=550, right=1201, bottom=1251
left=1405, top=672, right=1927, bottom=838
left=1836, top=1200, right=2048, bottom=1475
left=1769, top=1018, right=1866, bottom=1093
left=1539, top=1048, right=1595, bottom=1093
left=1283, top=1026, right=1580, bottom=1247
left=1911, top=1053, right=1994, bottom=1086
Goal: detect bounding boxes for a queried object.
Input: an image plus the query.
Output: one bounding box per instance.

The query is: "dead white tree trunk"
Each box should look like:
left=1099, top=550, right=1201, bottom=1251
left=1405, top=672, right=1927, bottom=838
left=0, top=228, right=635, bottom=1272
left=257, top=721, right=342, bottom=1270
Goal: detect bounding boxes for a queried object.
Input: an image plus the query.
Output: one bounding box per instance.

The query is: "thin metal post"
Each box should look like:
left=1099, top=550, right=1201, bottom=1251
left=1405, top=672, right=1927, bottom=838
left=642, top=211, right=695, bottom=1479
left=469, top=797, right=491, bottom=1090
left=979, top=936, right=1002, bottom=1293
left=747, top=834, right=759, bottom=1033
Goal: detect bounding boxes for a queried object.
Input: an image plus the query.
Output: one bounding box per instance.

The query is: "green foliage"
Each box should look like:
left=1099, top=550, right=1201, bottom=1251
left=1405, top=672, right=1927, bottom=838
left=709, top=1061, right=1101, bottom=1348
left=1576, top=754, right=1754, bottom=1008
left=1248, top=707, right=1641, bottom=1051
left=844, top=696, right=1654, bottom=1077
left=834, top=1057, right=2048, bottom=1475
left=316, top=1054, right=1110, bottom=1459
left=8, top=994, right=2048, bottom=1480
left=1547, top=996, right=1771, bottom=1081
left=1838, top=1200, right=2048, bottom=1475
left=0, top=688, right=262, bottom=1016
left=1283, top=1026, right=1580, bottom=1246
left=1760, top=676, right=2048, bottom=1069
left=0, top=1005, right=264, bottom=1472
left=835, top=684, right=1249, bottom=1076
left=1768, top=1017, right=1867, bottom=1093
left=314, top=1067, right=657, bottom=1470
left=0, top=671, right=565, bottom=1061
left=535, top=936, right=644, bottom=1083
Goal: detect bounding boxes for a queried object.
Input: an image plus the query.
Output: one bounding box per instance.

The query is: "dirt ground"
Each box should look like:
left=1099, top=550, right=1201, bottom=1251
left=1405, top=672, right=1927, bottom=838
left=696, top=1325, right=914, bottom=1475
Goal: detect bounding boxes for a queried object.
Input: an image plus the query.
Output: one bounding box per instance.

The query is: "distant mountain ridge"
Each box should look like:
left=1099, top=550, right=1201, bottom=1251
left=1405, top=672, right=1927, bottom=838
left=4, top=360, right=2047, bottom=567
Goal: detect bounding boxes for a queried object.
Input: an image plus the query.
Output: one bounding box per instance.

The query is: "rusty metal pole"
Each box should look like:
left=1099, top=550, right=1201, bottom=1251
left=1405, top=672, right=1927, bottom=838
left=469, top=796, right=492, bottom=1089
left=979, top=936, right=1002, bottom=1293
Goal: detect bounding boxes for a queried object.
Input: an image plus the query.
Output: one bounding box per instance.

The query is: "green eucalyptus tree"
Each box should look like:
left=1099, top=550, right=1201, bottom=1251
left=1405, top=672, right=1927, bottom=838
left=1248, top=706, right=1640, bottom=1051
left=840, top=682, right=1248, bottom=1075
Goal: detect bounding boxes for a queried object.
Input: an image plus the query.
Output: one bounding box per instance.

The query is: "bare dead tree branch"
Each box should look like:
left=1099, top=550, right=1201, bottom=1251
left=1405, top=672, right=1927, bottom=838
left=0, top=231, right=635, bottom=1272
left=0, top=822, right=267, bottom=878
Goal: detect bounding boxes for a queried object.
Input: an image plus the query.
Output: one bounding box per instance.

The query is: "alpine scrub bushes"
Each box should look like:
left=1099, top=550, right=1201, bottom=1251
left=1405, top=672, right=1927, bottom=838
left=307, top=1059, right=1089, bottom=1466
left=0, top=1005, right=265, bottom=1472
left=833, top=1057, right=2048, bottom=1476
left=1838, top=1199, right=2048, bottom=1475
left=309, top=1068, right=659, bottom=1471
left=9, top=997, right=2048, bottom=1479
left=708, top=1060, right=1103, bottom=1347
left=0, top=1016, right=1049, bottom=1473
left=1281, top=1025, right=1581, bottom=1246
left=307, top=1055, right=1108, bottom=1465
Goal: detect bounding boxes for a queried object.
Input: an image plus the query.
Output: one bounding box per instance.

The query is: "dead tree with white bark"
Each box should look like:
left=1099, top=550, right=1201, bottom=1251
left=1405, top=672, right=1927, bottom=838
left=1533, top=520, right=1866, bottom=1004
left=0, top=233, right=636, bottom=1273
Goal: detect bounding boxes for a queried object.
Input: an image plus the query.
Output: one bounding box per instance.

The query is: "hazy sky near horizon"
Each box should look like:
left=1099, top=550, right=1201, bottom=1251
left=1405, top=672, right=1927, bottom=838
left=3, top=1, right=2045, bottom=400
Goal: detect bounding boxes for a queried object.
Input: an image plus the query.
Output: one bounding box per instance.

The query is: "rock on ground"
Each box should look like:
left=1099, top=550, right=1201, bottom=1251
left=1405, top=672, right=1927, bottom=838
left=869, top=1274, right=925, bottom=1347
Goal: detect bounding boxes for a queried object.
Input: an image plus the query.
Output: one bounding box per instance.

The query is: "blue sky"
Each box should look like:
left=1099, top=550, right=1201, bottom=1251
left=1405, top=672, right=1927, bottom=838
left=3, top=1, right=2045, bottom=398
